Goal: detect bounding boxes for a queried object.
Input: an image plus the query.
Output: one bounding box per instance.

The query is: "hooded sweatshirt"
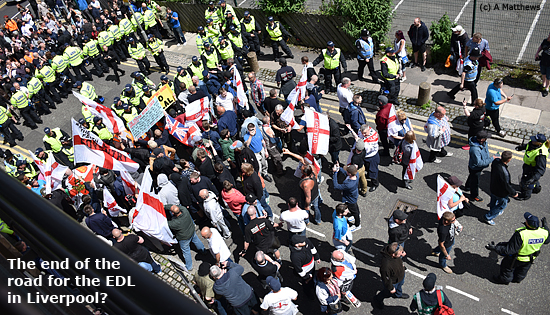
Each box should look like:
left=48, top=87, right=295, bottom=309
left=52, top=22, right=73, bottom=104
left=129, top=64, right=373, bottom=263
left=468, top=136, right=493, bottom=170
left=157, top=174, right=179, bottom=206
left=379, top=244, right=405, bottom=291
left=170, top=173, right=193, bottom=207
left=213, top=262, right=254, bottom=308
left=203, top=191, right=224, bottom=222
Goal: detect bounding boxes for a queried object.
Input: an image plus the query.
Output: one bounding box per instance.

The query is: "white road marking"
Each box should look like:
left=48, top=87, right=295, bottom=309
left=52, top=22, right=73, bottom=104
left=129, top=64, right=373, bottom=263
left=445, top=285, right=480, bottom=301
left=238, top=0, right=248, bottom=6
left=272, top=213, right=326, bottom=238
left=405, top=269, right=426, bottom=279
left=454, top=0, right=472, bottom=23
left=392, top=0, right=406, bottom=13
left=350, top=246, right=375, bottom=257
left=501, top=308, right=519, bottom=315
left=516, top=0, right=547, bottom=64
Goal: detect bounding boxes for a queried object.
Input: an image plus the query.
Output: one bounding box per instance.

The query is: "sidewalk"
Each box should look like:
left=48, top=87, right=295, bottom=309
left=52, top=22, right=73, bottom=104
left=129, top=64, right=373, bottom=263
left=161, top=33, right=550, bottom=144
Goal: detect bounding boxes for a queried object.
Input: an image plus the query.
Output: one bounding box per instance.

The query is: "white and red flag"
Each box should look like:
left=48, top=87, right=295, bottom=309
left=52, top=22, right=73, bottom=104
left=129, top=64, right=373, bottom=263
left=120, top=170, right=138, bottom=195
left=103, top=188, right=127, bottom=217
left=404, top=141, right=423, bottom=180
left=73, top=91, right=127, bottom=134
left=165, top=113, right=201, bottom=146
left=132, top=167, right=176, bottom=244
left=387, top=104, right=400, bottom=138
left=73, top=164, right=96, bottom=183
left=303, top=107, right=329, bottom=155
left=436, top=175, right=456, bottom=219
left=185, top=96, right=210, bottom=122
left=29, top=150, right=69, bottom=194
left=72, top=118, right=139, bottom=172
left=232, top=65, right=249, bottom=110
left=304, top=151, right=321, bottom=174
left=281, top=65, right=308, bottom=129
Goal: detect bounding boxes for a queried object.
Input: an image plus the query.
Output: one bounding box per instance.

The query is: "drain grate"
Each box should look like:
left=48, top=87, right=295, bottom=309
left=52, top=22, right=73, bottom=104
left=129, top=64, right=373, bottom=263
left=388, top=200, right=418, bottom=219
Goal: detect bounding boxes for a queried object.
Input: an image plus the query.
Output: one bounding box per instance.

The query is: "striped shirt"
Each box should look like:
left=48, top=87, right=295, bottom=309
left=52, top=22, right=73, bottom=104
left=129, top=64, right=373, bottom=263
left=250, top=79, right=265, bottom=107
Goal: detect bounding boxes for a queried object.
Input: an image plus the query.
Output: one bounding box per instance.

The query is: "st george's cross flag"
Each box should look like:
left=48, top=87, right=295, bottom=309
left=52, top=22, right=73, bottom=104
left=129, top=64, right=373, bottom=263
left=120, top=170, right=138, bottom=195
left=303, top=107, right=329, bottom=155
left=30, top=150, right=69, bottom=194
left=304, top=151, right=321, bottom=174
left=73, top=91, right=127, bottom=134
left=404, top=141, right=423, bottom=180
left=164, top=113, right=201, bottom=146
left=436, top=175, right=456, bottom=219
left=72, top=118, right=139, bottom=172
left=387, top=103, right=401, bottom=138
left=103, top=188, right=127, bottom=217
left=132, top=166, right=176, bottom=244
left=232, top=65, right=249, bottom=110
left=281, top=65, right=308, bottom=128
left=185, top=96, right=210, bottom=122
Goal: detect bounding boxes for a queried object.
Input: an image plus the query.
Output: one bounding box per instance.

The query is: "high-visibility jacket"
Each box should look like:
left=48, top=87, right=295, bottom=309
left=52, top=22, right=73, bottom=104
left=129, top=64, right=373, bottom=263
left=121, top=94, right=142, bottom=108
left=147, top=38, right=164, bottom=56
left=98, top=30, right=114, bottom=48
left=218, top=42, right=234, bottom=60
left=61, top=145, right=74, bottom=162
left=133, top=78, right=155, bottom=92
left=322, top=48, right=342, bottom=70
left=10, top=90, right=29, bottom=109
left=203, top=49, right=219, bottom=69
left=122, top=107, right=139, bottom=125
left=205, top=8, right=219, bottom=24
left=131, top=12, right=144, bottom=28
left=18, top=164, right=38, bottom=179
left=189, top=61, right=205, bottom=80
left=128, top=43, right=147, bottom=59
left=464, top=57, right=478, bottom=81
left=381, top=55, right=400, bottom=80
left=111, top=104, right=125, bottom=117
left=108, top=24, right=122, bottom=41
left=43, top=128, right=63, bottom=153
left=216, top=4, right=235, bottom=22
left=224, top=16, right=240, bottom=31
left=82, top=105, right=94, bottom=125
left=83, top=40, right=101, bottom=57
left=51, top=55, right=69, bottom=73
left=206, top=25, right=220, bottom=40
left=143, top=9, right=157, bottom=29
left=36, top=66, right=57, bottom=83
left=266, top=22, right=283, bottom=41
left=228, top=32, right=244, bottom=48
left=160, top=81, right=175, bottom=94
left=27, top=77, right=44, bottom=97
left=4, top=154, right=32, bottom=176
left=64, top=46, right=84, bottom=66
left=241, top=16, right=257, bottom=33
left=523, top=144, right=549, bottom=166
left=175, top=72, right=193, bottom=90
left=516, top=226, right=549, bottom=262
left=119, top=18, right=133, bottom=36
left=4, top=19, right=18, bottom=32
left=80, top=82, right=98, bottom=101
left=196, top=34, right=213, bottom=55
left=92, top=124, right=113, bottom=140
left=0, top=105, right=13, bottom=124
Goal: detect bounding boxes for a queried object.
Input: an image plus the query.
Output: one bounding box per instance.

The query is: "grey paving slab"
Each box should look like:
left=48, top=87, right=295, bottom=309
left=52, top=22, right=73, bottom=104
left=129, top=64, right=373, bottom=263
left=501, top=103, right=540, bottom=124
left=537, top=110, right=550, bottom=128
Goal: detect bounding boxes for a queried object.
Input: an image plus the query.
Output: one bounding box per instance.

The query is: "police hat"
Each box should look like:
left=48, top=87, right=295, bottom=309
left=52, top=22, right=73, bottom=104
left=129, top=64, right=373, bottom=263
left=60, top=135, right=70, bottom=142
left=124, top=84, right=133, bottom=92
left=147, top=34, right=154, bottom=39
left=83, top=35, right=89, bottom=42
left=327, top=41, right=335, bottom=47
left=177, top=66, right=184, bottom=73
left=122, top=103, right=129, bottom=110
left=127, top=37, right=135, bottom=43
left=32, top=148, right=42, bottom=156
left=93, top=116, right=102, bottom=123
left=204, top=42, right=211, bottom=47
left=268, top=16, right=274, bottom=22
left=469, top=47, right=481, bottom=57
left=361, top=29, right=370, bottom=37
left=16, top=159, right=26, bottom=167
left=9, top=87, right=15, bottom=92
left=206, top=18, right=213, bottom=24
left=229, top=25, right=236, bottom=31
left=244, top=11, right=250, bottom=16
left=226, top=11, right=232, bottom=16
left=208, top=1, right=214, bottom=5
left=218, top=0, right=225, bottom=4
left=78, top=118, right=86, bottom=125
left=73, top=81, right=82, bottom=88
left=160, top=75, right=168, bottom=81
left=142, top=85, right=150, bottom=92
left=192, top=56, right=198, bottom=62
left=530, top=133, right=547, bottom=143
left=113, top=96, right=120, bottom=103
left=44, top=127, right=51, bottom=134
left=197, top=26, right=204, bottom=32
left=385, top=47, right=396, bottom=54
left=97, top=26, right=102, bottom=31
left=218, top=35, right=225, bottom=41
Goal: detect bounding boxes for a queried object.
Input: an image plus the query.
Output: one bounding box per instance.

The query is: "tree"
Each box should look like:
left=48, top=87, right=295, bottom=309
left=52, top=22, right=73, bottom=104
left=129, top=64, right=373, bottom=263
left=257, top=0, right=306, bottom=15
left=430, top=13, right=455, bottom=64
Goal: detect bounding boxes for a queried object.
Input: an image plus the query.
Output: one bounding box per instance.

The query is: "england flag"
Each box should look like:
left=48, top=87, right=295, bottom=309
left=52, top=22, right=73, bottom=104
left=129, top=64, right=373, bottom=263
left=436, top=175, right=456, bottom=219
left=185, top=96, right=210, bottom=122
left=303, top=107, right=329, bottom=155
left=404, top=141, right=423, bottom=180
left=281, top=65, right=308, bottom=128
left=232, top=65, right=249, bottom=110
left=30, top=151, right=69, bottom=194
left=74, top=91, right=127, bottom=134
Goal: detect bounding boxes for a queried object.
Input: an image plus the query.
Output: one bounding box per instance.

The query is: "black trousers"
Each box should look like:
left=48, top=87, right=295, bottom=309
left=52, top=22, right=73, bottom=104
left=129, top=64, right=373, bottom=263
left=324, top=68, right=341, bottom=91
left=271, top=39, right=292, bottom=60
left=358, top=58, right=376, bottom=80
left=73, top=63, right=92, bottom=82
left=147, top=24, right=163, bottom=40
left=247, top=33, right=261, bottom=54
left=486, top=108, right=502, bottom=133
left=107, top=60, right=125, bottom=83
left=90, top=55, right=105, bottom=77
left=465, top=167, right=482, bottom=199
left=384, top=79, right=400, bottom=104
left=449, top=80, right=478, bottom=101
left=346, top=202, right=360, bottom=227
left=135, top=57, right=151, bottom=74
left=153, top=52, right=169, bottom=72
left=36, top=89, right=55, bottom=108
left=60, top=67, right=76, bottom=85
left=19, top=106, right=41, bottom=128
left=0, top=119, right=23, bottom=145
left=116, top=39, right=130, bottom=59
left=378, top=129, right=391, bottom=155
left=44, top=82, right=61, bottom=103
left=428, top=147, right=448, bottom=162
left=498, top=256, right=532, bottom=284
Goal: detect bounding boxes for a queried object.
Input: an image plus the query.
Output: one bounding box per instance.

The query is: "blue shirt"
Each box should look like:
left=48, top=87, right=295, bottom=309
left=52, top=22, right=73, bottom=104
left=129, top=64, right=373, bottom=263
left=332, top=167, right=359, bottom=204
left=332, top=210, right=349, bottom=241
left=485, top=83, right=502, bottom=111
left=170, top=12, right=180, bottom=28
left=305, top=96, right=322, bottom=113
left=31, top=179, right=46, bottom=195
left=218, top=110, right=238, bottom=137
left=242, top=203, right=265, bottom=226
left=202, top=130, right=222, bottom=152
left=240, top=116, right=262, bottom=138
left=244, top=131, right=263, bottom=153
left=466, top=38, right=490, bottom=52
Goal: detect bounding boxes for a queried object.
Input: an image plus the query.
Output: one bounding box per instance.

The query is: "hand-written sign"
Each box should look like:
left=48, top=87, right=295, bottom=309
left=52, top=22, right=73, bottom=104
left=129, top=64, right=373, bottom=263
left=152, top=85, right=176, bottom=109
left=128, top=96, right=165, bottom=139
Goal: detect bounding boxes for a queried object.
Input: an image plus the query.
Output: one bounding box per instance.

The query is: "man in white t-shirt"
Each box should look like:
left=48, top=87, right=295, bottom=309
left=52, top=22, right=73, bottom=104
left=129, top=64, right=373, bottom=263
left=337, top=77, right=354, bottom=125
left=279, top=197, right=309, bottom=236
left=215, top=88, right=235, bottom=112
left=201, top=227, right=231, bottom=266
left=261, top=276, right=299, bottom=315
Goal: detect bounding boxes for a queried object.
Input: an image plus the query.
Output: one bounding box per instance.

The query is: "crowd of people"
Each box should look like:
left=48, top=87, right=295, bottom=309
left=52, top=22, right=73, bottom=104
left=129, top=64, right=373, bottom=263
left=1, top=1, right=550, bottom=314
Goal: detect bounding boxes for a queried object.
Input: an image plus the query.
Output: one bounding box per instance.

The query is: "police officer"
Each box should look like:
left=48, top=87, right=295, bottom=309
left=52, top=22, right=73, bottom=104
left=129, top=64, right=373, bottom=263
left=196, top=26, right=213, bottom=56
left=35, top=63, right=62, bottom=104
left=201, top=42, right=221, bottom=71
left=75, top=81, right=101, bottom=103
left=356, top=29, right=376, bottom=82
left=312, top=41, right=347, bottom=93
left=92, top=117, right=114, bottom=144
left=51, top=51, right=76, bottom=88
left=206, top=18, right=220, bottom=41
left=127, top=37, right=151, bottom=76
left=43, top=127, right=69, bottom=154
left=205, top=1, right=220, bottom=27
left=217, top=36, right=236, bottom=66
left=83, top=36, right=108, bottom=78
left=78, top=117, right=92, bottom=131
left=159, top=74, right=175, bottom=92
left=27, top=75, right=55, bottom=112
left=63, top=43, right=93, bottom=82
left=265, top=16, right=293, bottom=62
left=486, top=212, right=549, bottom=284
left=147, top=34, right=169, bottom=74
left=142, top=85, right=153, bottom=104
left=515, top=134, right=548, bottom=200
left=380, top=47, right=401, bottom=105
left=217, top=0, right=235, bottom=24
left=102, top=45, right=126, bottom=84
left=0, top=104, right=23, bottom=147
left=121, top=103, right=139, bottom=127
left=240, top=11, right=262, bottom=56
left=132, top=72, right=156, bottom=92
left=10, top=86, right=42, bottom=129
left=60, top=135, right=75, bottom=169
left=188, top=56, right=208, bottom=82
left=227, top=25, right=248, bottom=65
left=174, top=66, right=193, bottom=96
left=15, top=159, right=38, bottom=180
left=143, top=6, right=162, bottom=39
left=221, top=11, right=240, bottom=34
left=118, top=16, right=134, bottom=59
left=121, top=84, right=146, bottom=110
left=107, top=20, right=128, bottom=62
left=111, top=97, right=125, bottom=117
left=448, top=47, right=481, bottom=102
left=98, top=26, right=116, bottom=57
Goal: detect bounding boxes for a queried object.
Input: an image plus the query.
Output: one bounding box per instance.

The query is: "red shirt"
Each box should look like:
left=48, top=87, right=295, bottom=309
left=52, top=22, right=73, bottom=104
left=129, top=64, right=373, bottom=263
left=375, top=104, right=392, bottom=131
left=221, top=189, right=246, bottom=215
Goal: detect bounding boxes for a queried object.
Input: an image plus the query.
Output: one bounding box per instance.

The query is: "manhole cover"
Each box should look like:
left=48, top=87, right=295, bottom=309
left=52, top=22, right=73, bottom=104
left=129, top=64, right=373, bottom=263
left=388, top=199, right=418, bottom=219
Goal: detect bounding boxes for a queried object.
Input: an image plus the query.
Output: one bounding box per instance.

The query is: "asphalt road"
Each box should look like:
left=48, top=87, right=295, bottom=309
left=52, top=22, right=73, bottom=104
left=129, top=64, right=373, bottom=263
left=0, top=0, right=29, bottom=20
left=2, top=57, right=548, bottom=315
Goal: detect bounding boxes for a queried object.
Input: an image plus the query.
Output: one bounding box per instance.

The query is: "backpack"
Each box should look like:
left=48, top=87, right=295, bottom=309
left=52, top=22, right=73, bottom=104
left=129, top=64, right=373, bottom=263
left=392, top=144, right=403, bottom=164
left=434, top=290, right=455, bottom=315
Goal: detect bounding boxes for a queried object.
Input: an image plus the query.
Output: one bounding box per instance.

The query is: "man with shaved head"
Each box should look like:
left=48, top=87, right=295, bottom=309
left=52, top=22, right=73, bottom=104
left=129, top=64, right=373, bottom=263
left=167, top=204, right=206, bottom=271
left=200, top=189, right=231, bottom=239
left=201, top=226, right=232, bottom=266
left=331, top=249, right=358, bottom=302
left=112, top=228, right=162, bottom=273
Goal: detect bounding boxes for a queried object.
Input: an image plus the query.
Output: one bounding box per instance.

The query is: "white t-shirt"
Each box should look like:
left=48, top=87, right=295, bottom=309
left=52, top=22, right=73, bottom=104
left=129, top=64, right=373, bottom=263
left=261, top=287, right=299, bottom=315
left=208, top=228, right=231, bottom=262
left=337, top=84, right=353, bottom=109
left=216, top=93, right=234, bottom=112
left=280, top=209, right=309, bottom=233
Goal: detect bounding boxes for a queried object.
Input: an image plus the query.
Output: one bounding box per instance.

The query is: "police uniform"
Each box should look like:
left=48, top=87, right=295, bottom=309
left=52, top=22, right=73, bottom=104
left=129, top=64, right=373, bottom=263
left=43, top=127, right=68, bottom=153
left=0, top=105, right=23, bottom=146
left=64, top=45, right=93, bottom=82
left=80, top=82, right=99, bottom=102
left=92, top=120, right=114, bottom=144
left=128, top=39, right=151, bottom=75
left=10, top=89, right=42, bottom=129
left=83, top=38, right=109, bottom=77
left=448, top=48, right=481, bottom=101
left=217, top=37, right=235, bottom=64
left=201, top=44, right=221, bottom=70
left=265, top=18, right=293, bottom=61
left=118, top=17, right=134, bottom=58
left=188, top=58, right=207, bottom=81
left=36, top=65, right=62, bottom=104
left=380, top=50, right=401, bottom=105
left=517, top=134, right=548, bottom=200
left=227, top=27, right=249, bottom=64
left=216, top=1, right=236, bottom=25
left=241, top=12, right=262, bottom=55
left=27, top=77, right=55, bottom=113
left=108, top=22, right=128, bottom=62
left=147, top=36, right=169, bottom=73
left=490, top=212, right=549, bottom=284
left=205, top=4, right=220, bottom=26
left=51, top=54, right=76, bottom=90
left=174, top=68, right=193, bottom=96
left=144, top=9, right=162, bottom=39
left=356, top=30, right=376, bottom=81
left=312, top=44, right=347, bottom=92
left=196, top=28, right=214, bottom=56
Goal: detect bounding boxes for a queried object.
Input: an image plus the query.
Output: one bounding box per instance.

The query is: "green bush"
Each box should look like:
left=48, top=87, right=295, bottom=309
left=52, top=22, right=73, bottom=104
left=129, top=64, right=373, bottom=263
left=429, top=13, right=455, bottom=64
left=320, top=0, right=392, bottom=44
left=257, top=0, right=306, bottom=15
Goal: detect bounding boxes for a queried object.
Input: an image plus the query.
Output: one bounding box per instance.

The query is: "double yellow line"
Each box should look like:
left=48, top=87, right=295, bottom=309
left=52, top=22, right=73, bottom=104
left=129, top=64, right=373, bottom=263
left=0, top=143, right=31, bottom=160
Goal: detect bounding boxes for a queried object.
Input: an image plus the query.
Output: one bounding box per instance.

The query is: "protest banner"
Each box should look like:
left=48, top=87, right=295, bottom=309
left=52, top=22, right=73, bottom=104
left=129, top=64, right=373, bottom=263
left=152, top=85, right=176, bottom=109
left=128, top=96, right=165, bottom=139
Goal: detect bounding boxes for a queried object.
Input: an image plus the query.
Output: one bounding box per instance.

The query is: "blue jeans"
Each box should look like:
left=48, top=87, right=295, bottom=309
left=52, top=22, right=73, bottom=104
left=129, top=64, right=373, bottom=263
left=139, top=259, right=162, bottom=273
left=179, top=233, right=206, bottom=271
left=433, top=241, right=454, bottom=268
left=260, top=188, right=273, bottom=218
left=173, top=26, right=185, bottom=44
left=486, top=194, right=509, bottom=221
left=334, top=239, right=353, bottom=253
left=211, top=298, right=228, bottom=315
left=311, top=195, right=321, bottom=224
left=375, top=273, right=405, bottom=303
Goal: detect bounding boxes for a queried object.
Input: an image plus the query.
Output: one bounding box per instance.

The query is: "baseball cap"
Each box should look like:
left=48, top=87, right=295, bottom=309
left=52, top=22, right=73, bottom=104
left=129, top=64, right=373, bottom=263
left=204, top=42, right=211, bottom=47
left=530, top=133, right=547, bottom=143
left=16, top=160, right=26, bottom=167
left=355, top=140, right=365, bottom=151
left=197, top=26, right=204, bottom=32
left=378, top=95, right=388, bottom=106
left=160, top=75, right=168, bottom=81
left=177, top=66, right=184, bottom=72
left=142, top=85, right=149, bottom=92
left=218, top=0, right=225, bottom=3
left=122, top=103, right=129, bottom=110
left=206, top=18, right=213, bottom=24
left=74, top=80, right=83, bottom=88
left=385, top=47, right=396, bottom=54
left=451, top=25, right=464, bottom=33
left=152, top=148, right=163, bottom=156
left=127, top=37, right=135, bottom=42
left=33, top=148, right=43, bottom=156
left=192, top=56, right=198, bottom=62
left=93, top=116, right=102, bottom=123
left=290, top=234, right=307, bottom=246
left=447, top=176, right=463, bottom=187
left=423, top=273, right=437, bottom=291
left=230, top=140, right=243, bottom=150
left=124, top=84, right=133, bottom=92
left=78, top=118, right=86, bottom=125
left=524, top=212, right=540, bottom=228
left=327, top=41, right=334, bottom=47
left=218, top=35, right=225, bottom=41
left=392, top=209, right=408, bottom=221
left=9, top=87, right=15, bottom=92
left=229, top=25, right=236, bottom=31
left=469, top=47, right=482, bottom=57
left=268, top=16, right=274, bottom=22
left=44, top=127, right=51, bottom=134
left=266, top=276, right=281, bottom=291
left=147, top=34, right=154, bottom=39
left=113, top=96, right=120, bottom=103
left=244, top=11, right=250, bottom=16
left=245, top=193, right=256, bottom=204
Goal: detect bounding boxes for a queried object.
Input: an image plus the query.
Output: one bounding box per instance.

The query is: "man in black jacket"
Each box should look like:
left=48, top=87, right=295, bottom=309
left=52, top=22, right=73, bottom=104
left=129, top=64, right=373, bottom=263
left=103, top=45, right=125, bottom=84
left=289, top=235, right=320, bottom=286
left=388, top=210, right=412, bottom=248
left=485, top=151, right=517, bottom=225
left=407, top=18, right=430, bottom=71
left=231, top=140, right=260, bottom=173
left=373, top=242, right=408, bottom=309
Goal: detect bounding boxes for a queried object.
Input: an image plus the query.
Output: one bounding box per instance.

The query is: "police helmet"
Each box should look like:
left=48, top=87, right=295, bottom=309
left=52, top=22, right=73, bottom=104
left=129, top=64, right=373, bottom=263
left=198, top=26, right=204, bottom=32
left=192, top=56, right=198, bottom=62
left=361, top=29, right=370, bottom=37
left=160, top=75, right=168, bottom=81
left=244, top=11, right=250, bottom=17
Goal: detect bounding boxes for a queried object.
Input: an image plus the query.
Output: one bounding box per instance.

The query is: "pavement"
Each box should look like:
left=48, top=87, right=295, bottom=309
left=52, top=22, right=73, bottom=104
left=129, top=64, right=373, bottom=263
left=162, top=32, right=550, bottom=145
